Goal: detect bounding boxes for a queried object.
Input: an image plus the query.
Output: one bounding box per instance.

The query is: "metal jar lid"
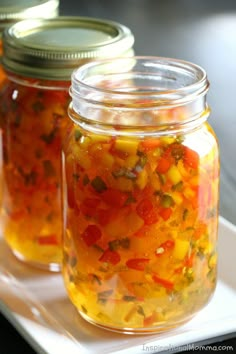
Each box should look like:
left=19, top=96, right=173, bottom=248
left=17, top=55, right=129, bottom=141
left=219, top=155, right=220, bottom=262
left=2, top=16, right=135, bottom=81
left=0, top=0, right=59, bottom=33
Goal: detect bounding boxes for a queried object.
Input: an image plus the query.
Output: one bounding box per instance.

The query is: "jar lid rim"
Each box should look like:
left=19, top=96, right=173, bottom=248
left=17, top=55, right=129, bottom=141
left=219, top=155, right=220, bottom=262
left=2, top=16, right=135, bottom=80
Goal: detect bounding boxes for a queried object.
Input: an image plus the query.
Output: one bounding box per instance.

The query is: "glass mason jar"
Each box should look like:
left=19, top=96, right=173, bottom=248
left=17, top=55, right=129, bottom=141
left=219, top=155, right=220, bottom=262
left=0, top=0, right=59, bottom=83
left=62, top=57, right=220, bottom=333
left=0, top=17, right=134, bottom=271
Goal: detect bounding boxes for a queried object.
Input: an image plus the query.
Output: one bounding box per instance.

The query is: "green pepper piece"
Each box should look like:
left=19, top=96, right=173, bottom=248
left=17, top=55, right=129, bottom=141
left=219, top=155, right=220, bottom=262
left=74, top=130, right=82, bottom=141
left=91, top=176, right=107, bottom=193
left=161, top=194, right=175, bottom=208
left=122, top=295, right=136, bottom=302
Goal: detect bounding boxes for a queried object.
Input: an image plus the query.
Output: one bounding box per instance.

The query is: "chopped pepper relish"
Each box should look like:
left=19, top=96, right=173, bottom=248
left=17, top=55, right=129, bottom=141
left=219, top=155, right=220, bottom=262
left=62, top=110, right=219, bottom=332
left=0, top=80, right=70, bottom=268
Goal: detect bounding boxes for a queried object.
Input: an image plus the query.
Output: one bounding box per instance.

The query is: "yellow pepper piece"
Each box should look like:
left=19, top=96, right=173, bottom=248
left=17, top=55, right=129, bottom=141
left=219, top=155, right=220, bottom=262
left=79, top=136, right=90, bottom=151
left=208, top=253, right=217, bottom=268
left=160, top=136, right=175, bottom=145
left=152, top=147, right=162, bottom=158
left=115, top=139, right=139, bottom=155
left=124, top=155, right=139, bottom=168
left=115, top=176, right=133, bottom=191
left=151, top=174, right=161, bottom=190
left=89, top=134, right=109, bottom=144
left=173, top=239, right=189, bottom=260
left=167, top=165, right=182, bottom=185
left=125, top=212, right=144, bottom=236
left=178, top=160, right=188, bottom=177
left=183, top=187, right=195, bottom=199
left=72, top=145, right=91, bottom=169
left=171, top=191, right=183, bottom=205
left=136, top=169, right=148, bottom=190
left=104, top=212, right=143, bottom=238
left=104, top=217, right=127, bottom=238
left=198, top=240, right=214, bottom=255
left=100, top=152, right=114, bottom=169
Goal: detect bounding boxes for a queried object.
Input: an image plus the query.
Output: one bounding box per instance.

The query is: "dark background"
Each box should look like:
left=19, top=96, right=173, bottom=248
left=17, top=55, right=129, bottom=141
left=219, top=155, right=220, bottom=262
left=1, top=0, right=236, bottom=353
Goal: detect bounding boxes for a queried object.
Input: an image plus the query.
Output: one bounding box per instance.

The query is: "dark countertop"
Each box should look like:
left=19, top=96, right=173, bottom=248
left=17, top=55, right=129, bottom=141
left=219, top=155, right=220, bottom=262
left=1, top=0, right=236, bottom=353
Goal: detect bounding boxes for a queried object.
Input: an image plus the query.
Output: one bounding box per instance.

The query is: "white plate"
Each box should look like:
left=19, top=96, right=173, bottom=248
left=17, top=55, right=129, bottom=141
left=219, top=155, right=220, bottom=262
left=0, top=216, right=236, bottom=354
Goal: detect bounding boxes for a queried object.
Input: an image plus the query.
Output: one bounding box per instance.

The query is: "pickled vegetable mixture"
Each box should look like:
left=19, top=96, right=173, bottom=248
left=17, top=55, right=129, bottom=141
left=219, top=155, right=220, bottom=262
left=0, top=81, right=70, bottom=267
left=63, top=117, right=219, bottom=331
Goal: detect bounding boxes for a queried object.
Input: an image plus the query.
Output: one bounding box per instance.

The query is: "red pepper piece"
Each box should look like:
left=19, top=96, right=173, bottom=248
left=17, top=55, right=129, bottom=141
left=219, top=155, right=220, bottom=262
left=143, top=311, right=158, bottom=327
left=81, top=224, right=102, bottom=247
left=184, top=252, right=195, bottom=267
left=152, top=274, right=174, bottom=290
left=143, top=209, right=159, bottom=225
left=140, top=138, right=161, bottom=151
left=136, top=198, right=153, bottom=218
left=163, top=239, right=175, bottom=248
left=156, top=239, right=175, bottom=256
left=37, top=234, right=58, bottom=245
left=159, top=207, right=172, bottom=220
left=126, top=258, right=150, bottom=271
left=156, top=157, right=171, bottom=174
left=136, top=199, right=158, bottom=225
left=99, top=249, right=120, bottom=265
left=183, top=146, right=199, bottom=169
left=101, top=189, right=127, bottom=207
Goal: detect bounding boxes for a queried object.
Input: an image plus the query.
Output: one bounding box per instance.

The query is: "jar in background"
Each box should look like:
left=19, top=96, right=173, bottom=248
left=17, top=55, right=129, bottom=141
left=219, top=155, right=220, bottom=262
left=0, top=0, right=59, bottom=82
left=0, top=17, right=134, bottom=271
left=62, top=57, right=220, bottom=333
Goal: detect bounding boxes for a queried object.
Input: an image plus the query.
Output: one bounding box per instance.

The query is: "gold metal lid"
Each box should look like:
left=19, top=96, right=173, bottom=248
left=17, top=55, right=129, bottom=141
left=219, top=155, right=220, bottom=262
left=2, top=16, right=135, bottom=80
left=0, top=0, right=59, bottom=33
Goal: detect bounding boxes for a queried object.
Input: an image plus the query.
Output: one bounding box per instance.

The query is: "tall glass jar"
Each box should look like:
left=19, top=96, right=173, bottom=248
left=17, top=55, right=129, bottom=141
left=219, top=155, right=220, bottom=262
left=0, top=0, right=59, bottom=83
left=62, top=57, right=220, bottom=333
left=0, top=17, right=134, bottom=271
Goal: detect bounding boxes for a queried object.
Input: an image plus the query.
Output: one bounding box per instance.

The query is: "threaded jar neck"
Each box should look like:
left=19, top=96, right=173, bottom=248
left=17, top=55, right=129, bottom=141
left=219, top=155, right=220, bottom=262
left=70, top=56, right=210, bottom=135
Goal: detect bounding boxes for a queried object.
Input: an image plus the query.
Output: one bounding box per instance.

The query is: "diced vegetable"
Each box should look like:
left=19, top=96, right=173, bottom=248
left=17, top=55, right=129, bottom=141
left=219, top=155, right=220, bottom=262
left=126, top=258, right=150, bottom=271
left=141, top=138, right=161, bottom=151
left=152, top=274, right=174, bottom=290
left=99, top=249, right=120, bottom=265
left=183, top=146, right=199, bottom=169
left=37, top=234, right=58, bottom=246
left=114, top=139, right=139, bottom=155
left=156, top=157, right=171, bottom=174
left=101, top=189, right=127, bottom=207
left=159, top=207, right=172, bottom=220
left=81, top=225, right=102, bottom=247
left=173, top=239, right=190, bottom=260
left=91, top=176, right=107, bottom=193
left=167, top=165, right=182, bottom=185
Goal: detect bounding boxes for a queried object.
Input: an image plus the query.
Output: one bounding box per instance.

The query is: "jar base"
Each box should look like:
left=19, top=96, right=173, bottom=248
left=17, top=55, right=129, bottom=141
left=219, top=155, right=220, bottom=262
left=12, top=249, right=61, bottom=272
left=77, top=309, right=194, bottom=335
